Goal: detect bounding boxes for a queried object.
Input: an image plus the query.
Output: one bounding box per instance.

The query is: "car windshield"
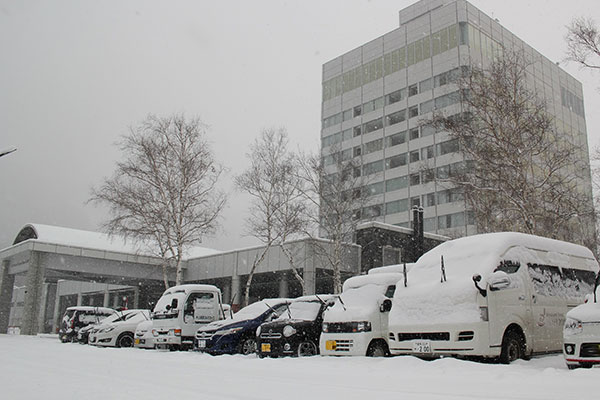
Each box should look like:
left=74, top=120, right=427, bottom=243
left=232, top=301, right=273, bottom=321
left=275, top=301, right=321, bottom=322
left=154, top=291, right=186, bottom=312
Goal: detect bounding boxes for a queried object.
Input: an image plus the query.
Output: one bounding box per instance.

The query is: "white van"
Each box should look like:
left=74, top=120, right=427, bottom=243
left=151, top=284, right=226, bottom=350
left=320, top=265, right=407, bottom=357
left=387, top=232, right=599, bottom=363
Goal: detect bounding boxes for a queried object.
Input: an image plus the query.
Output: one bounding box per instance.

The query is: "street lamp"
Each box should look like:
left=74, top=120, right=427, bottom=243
left=0, top=147, right=17, bottom=158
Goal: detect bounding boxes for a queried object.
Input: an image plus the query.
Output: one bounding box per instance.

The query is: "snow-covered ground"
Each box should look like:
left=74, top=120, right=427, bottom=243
left=1, top=334, right=598, bottom=400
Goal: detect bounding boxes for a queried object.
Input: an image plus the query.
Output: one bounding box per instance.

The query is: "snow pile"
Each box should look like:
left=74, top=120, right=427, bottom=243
left=567, top=300, right=600, bottom=322
left=391, top=232, right=597, bottom=325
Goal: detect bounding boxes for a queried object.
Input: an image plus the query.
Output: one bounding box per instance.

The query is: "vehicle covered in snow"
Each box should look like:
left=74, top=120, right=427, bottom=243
left=134, top=319, right=155, bottom=349
left=89, top=309, right=150, bottom=347
left=257, top=295, right=336, bottom=358
left=320, top=265, right=407, bottom=357
left=387, top=232, right=599, bottom=363
left=151, top=284, right=226, bottom=350
left=563, top=274, right=600, bottom=369
left=195, top=298, right=289, bottom=355
left=58, top=306, right=115, bottom=343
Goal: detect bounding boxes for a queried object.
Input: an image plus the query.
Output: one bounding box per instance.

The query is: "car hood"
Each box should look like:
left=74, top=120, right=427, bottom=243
left=567, top=302, right=600, bottom=323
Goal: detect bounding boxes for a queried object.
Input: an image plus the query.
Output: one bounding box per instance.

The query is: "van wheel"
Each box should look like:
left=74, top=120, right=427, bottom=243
left=116, top=332, right=134, bottom=348
left=366, top=341, right=389, bottom=357
left=239, top=338, right=257, bottom=355
left=499, top=331, right=524, bottom=364
left=297, top=341, right=318, bottom=357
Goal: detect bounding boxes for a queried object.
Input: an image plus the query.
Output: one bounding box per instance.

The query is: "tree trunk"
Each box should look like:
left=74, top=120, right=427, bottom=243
left=243, top=246, right=270, bottom=307
left=281, top=244, right=305, bottom=294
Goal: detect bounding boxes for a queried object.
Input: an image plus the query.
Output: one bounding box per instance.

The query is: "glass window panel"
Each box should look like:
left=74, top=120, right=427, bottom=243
left=398, top=47, right=406, bottom=69
left=354, top=66, right=362, bottom=88
left=385, top=176, right=408, bottom=192
left=410, top=173, right=420, bottom=186
left=440, top=28, right=449, bottom=52
left=385, top=153, right=407, bottom=169
left=410, top=150, right=420, bottom=163
left=408, top=84, right=418, bottom=97
left=386, top=109, right=406, bottom=126
left=374, top=97, right=384, bottom=110
left=375, top=57, right=383, bottom=79
left=385, top=198, right=408, bottom=214
left=386, top=131, right=406, bottom=147
left=409, top=106, right=419, bottom=118
left=407, top=43, right=415, bottom=66
left=409, top=127, right=419, bottom=140
left=432, top=32, right=441, bottom=55
left=343, top=109, right=353, bottom=121
left=364, top=118, right=383, bottom=134
left=419, top=78, right=433, bottom=92
left=384, top=53, right=392, bottom=76
left=391, top=50, right=399, bottom=73
left=415, top=39, right=423, bottom=63
left=365, top=182, right=384, bottom=196
left=449, top=24, right=458, bottom=48
left=420, top=99, right=434, bottom=114
left=423, top=36, right=431, bottom=59
left=459, top=22, right=469, bottom=46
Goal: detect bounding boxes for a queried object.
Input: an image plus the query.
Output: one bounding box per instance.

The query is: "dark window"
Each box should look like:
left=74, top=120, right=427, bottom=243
left=354, top=125, right=362, bottom=137
left=385, top=153, right=407, bottom=169
left=386, top=110, right=406, bottom=126
left=386, top=131, right=406, bottom=147
left=353, top=146, right=362, bottom=157
left=410, top=173, right=420, bottom=186
left=409, top=151, right=420, bottom=163
left=409, top=127, right=419, bottom=140
left=353, top=105, right=362, bottom=117
left=408, top=84, right=418, bottom=97
left=409, top=106, right=419, bottom=118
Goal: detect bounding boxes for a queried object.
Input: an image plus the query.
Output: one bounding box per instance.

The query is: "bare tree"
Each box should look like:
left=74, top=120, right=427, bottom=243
left=297, top=146, right=370, bottom=293
left=235, top=128, right=307, bottom=306
left=426, top=51, right=595, bottom=247
left=565, top=17, right=600, bottom=71
left=90, top=114, right=227, bottom=288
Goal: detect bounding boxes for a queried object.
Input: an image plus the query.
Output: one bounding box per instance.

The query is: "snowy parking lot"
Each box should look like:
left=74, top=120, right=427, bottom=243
left=1, top=334, right=598, bottom=400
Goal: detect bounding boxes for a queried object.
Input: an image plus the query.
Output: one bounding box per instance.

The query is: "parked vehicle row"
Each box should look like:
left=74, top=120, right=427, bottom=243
left=58, top=233, right=600, bottom=369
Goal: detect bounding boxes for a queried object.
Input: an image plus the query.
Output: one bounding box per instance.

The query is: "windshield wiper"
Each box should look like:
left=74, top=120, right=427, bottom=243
left=337, top=296, right=347, bottom=311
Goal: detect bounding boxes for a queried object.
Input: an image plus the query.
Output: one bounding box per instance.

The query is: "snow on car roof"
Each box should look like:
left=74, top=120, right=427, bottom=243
left=10, top=223, right=221, bottom=259
left=161, top=284, right=221, bottom=296
left=65, top=306, right=115, bottom=313
left=367, top=263, right=414, bottom=275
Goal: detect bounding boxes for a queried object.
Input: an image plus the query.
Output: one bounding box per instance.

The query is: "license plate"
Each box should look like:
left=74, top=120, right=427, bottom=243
left=412, top=340, right=432, bottom=353
left=261, top=343, right=271, bottom=352
left=325, top=340, right=336, bottom=351
left=135, top=338, right=140, bottom=345
left=198, top=340, right=206, bottom=348
left=157, top=338, right=166, bottom=343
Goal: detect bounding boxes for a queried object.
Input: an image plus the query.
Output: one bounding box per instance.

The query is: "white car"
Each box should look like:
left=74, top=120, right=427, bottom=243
left=89, top=309, right=150, bottom=348
left=563, top=278, right=600, bottom=369
left=134, top=320, right=155, bottom=349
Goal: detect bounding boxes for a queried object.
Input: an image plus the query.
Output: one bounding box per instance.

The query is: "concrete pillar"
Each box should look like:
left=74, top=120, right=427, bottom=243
left=52, top=281, right=63, bottom=333
left=36, top=283, right=49, bottom=334
left=103, top=285, right=110, bottom=308
left=0, top=260, right=16, bottom=334
left=133, top=286, right=140, bottom=309
left=21, top=252, right=46, bottom=335
left=222, top=281, right=231, bottom=305
left=231, top=275, right=241, bottom=312
left=76, top=292, right=83, bottom=306
left=278, top=273, right=289, bottom=298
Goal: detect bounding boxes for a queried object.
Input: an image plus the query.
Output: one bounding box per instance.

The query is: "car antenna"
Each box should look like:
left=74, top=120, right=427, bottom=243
left=441, top=255, right=447, bottom=283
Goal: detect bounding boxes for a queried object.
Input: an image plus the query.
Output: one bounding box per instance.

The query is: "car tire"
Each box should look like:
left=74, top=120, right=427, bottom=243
left=239, top=337, right=257, bottom=355
left=116, top=332, right=134, bottom=348
left=366, top=341, right=388, bottom=357
left=297, top=341, right=318, bottom=357
left=499, top=331, right=524, bottom=364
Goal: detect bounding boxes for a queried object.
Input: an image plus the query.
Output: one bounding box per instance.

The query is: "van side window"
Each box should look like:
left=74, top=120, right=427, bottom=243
left=494, top=260, right=520, bottom=274
left=528, top=263, right=596, bottom=299
left=384, top=285, right=396, bottom=298
left=185, top=292, right=214, bottom=316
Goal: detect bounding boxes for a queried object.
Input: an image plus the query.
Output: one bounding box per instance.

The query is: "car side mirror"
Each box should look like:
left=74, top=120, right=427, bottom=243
left=171, top=298, right=178, bottom=309
left=489, top=271, right=511, bottom=291
left=380, top=299, right=392, bottom=313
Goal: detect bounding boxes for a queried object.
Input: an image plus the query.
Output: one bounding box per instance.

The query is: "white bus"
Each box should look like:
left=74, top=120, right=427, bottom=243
left=387, top=232, right=599, bottom=363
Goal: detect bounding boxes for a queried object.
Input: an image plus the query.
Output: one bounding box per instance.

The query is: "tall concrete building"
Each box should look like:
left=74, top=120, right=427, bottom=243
left=321, top=0, right=591, bottom=237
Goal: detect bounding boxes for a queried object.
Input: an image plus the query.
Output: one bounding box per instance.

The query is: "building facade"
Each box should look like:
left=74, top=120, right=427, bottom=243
left=321, top=0, right=592, bottom=237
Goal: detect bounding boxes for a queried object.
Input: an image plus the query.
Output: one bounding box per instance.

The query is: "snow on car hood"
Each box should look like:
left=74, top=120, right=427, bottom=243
left=391, top=232, right=597, bottom=326
left=567, top=301, right=600, bottom=323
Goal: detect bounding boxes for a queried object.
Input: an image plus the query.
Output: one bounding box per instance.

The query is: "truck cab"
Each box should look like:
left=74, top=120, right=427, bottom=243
left=320, top=266, right=406, bottom=357
left=151, top=284, right=225, bottom=350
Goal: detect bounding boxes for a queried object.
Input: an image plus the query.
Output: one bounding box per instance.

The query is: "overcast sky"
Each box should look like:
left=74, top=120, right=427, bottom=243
left=1, top=0, right=599, bottom=252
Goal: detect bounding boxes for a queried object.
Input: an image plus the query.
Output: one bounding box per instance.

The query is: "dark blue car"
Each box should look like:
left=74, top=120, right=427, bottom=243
left=195, top=299, right=289, bottom=355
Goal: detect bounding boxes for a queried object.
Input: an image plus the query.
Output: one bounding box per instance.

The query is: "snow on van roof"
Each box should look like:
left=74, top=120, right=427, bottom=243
left=367, top=263, right=414, bottom=275
left=161, top=284, right=221, bottom=296
left=390, top=232, right=598, bottom=326
left=10, top=223, right=221, bottom=259
left=343, top=272, right=403, bottom=291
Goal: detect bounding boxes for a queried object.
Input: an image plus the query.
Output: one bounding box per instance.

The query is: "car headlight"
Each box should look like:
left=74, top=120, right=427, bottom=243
left=283, top=325, right=297, bottom=337
left=216, top=327, right=243, bottom=336
left=354, top=321, right=371, bottom=332
left=564, top=317, right=583, bottom=336
left=103, top=326, right=115, bottom=333
left=256, top=326, right=261, bottom=337
left=152, top=329, right=158, bottom=337
left=322, top=323, right=329, bottom=333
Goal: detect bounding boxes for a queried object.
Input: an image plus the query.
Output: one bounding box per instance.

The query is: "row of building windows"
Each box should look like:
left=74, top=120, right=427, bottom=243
left=322, top=67, right=464, bottom=131
left=322, top=90, right=462, bottom=150
left=561, top=87, right=585, bottom=117
left=322, top=23, right=468, bottom=101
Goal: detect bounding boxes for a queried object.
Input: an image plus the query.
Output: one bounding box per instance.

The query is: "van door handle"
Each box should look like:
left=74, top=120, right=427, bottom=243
left=518, top=295, right=525, bottom=301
